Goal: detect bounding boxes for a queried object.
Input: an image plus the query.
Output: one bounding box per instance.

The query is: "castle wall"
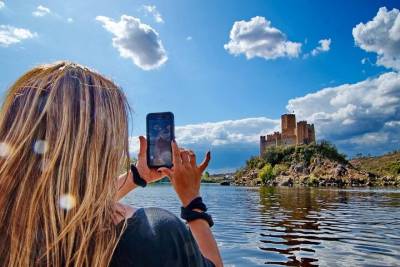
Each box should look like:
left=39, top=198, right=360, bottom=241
left=265, top=140, right=276, bottom=147
left=266, top=132, right=282, bottom=147
left=282, top=134, right=296, bottom=145
left=260, top=114, right=317, bottom=156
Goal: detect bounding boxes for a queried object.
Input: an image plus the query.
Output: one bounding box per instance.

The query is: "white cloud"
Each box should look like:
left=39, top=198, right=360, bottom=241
left=186, top=36, right=192, bottom=41
left=0, top=1, right=5, bottom=9
left=67, top=18, right=74, bottom=23
left=0, top=25, right=37, bottom=47
left=353, top=7, right=400, bottom=70
left=32, top=5, right=51, bottom=17
left=176, top=117, right=280, bottom=147
left=129, top=117, right=279, bottom=171
left=224, top=16, right=302, bottom=60
left=310, top=38, right=331, bottom=56
left=344, top=131, right=389, bottom=146
left=96, top=15, right=167, bottom=70
left=127, top=73, right=400, bottom=169
left=287, top=71, right=400, bottom=153
left=129, top=117, right=280, bottom=154
left=183, top=71, right=400, bottom=152
left=142, top=5, right=164, bottom=24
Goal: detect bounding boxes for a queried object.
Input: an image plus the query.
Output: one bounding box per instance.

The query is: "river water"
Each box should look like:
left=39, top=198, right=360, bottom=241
left=124, top=184, right=400, bottom=267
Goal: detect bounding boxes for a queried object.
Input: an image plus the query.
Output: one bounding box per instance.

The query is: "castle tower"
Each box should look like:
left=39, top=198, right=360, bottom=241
left=296, top=121, right=309, bottom=145
left=281, top=114, right=296, bottom=145
left=260, top=113, right=317, bottom=150
left=308, top=124, right=316, bottom=143
left=260, top=136, right=266, bottom=157
left=281, top=114, right=296, bottom=136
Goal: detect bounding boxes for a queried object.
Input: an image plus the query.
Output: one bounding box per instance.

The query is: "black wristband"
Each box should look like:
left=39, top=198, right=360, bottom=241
left=180, top=197, right=213, bottom=227
left=185, top=196, right=207, bottom=212
left=130, top=164, right=147, bottom=188
left=180, top=208, right=214, bottom=227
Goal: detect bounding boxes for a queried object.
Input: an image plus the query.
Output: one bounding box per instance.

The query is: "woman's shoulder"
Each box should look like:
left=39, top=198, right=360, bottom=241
left=111, top=207, right=214, bottom=267
left=132, top=207, right=181, bottom=223
left=121, top=207, right=190, bottom=245
left=130, top=207, right=185, bottom=232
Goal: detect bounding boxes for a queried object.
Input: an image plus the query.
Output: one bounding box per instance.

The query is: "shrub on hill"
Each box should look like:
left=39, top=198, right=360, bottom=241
left=261, top=140, right=347, bottom=167
left=272, top=163, right=289, bottom=176
left=258, top=163, right=274, bottom=184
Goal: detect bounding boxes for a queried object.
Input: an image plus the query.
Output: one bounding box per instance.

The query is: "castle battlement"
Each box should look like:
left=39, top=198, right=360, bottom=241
left=260, top=114, right=316, bottom=156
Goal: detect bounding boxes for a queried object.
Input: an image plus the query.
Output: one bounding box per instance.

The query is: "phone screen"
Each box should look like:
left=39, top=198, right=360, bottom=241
left=146, top=112, right=174, bottom=168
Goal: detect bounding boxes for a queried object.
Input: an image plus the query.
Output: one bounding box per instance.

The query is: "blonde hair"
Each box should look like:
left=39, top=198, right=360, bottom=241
left=0, top=61, right=130, bottom=266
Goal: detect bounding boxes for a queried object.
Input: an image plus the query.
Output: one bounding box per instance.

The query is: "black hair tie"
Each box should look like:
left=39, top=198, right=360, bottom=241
left=130, top=164, right=147, bottom=188
left=185, top=196, right=207, bottom=212
left=180, top=197, right=213, bottom=227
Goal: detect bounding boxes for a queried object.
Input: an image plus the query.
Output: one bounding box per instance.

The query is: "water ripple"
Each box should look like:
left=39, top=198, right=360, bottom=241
left=124, top=184, right=400, bottom=266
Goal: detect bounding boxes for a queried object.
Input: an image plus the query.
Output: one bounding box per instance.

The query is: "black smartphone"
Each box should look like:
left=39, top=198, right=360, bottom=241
left=146, top=112, right=175, bottom=168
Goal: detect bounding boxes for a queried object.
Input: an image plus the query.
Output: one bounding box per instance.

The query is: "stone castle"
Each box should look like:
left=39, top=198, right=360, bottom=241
left=260, top=114, right=316, bottom=156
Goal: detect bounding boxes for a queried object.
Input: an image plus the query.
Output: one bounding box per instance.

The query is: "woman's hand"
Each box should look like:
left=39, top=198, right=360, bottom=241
left=136, top=136, right=166, bottom=183
left=158, top=142, right=222, bottom=267
left=158, top=141, right=210, bottom=207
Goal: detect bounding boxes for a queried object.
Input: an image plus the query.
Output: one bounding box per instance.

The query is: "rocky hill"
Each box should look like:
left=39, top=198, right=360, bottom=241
left=350, top=151, right=400, bottom=179
left=234, top=141, right=400, bottom=187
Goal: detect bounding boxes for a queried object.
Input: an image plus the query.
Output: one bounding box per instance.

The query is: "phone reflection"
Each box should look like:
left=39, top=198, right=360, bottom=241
left=149, top=120, right=172, bottom=166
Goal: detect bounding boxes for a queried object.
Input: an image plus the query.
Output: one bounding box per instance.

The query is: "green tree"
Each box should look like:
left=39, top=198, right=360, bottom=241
left=258, top=163, right=274, bottom=184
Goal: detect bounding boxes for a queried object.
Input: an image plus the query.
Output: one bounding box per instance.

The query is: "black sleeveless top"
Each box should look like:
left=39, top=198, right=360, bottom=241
left=109, top=207, right=215, bottom=267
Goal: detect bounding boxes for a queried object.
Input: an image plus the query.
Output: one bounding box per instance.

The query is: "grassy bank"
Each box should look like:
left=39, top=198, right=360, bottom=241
left=235, top=141, right=400, bottom=187
left=351, top=151, right=400, bottom=177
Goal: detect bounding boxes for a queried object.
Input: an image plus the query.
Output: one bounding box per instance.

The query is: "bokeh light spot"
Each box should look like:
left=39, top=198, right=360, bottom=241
left=34, top=140, right=48, bottom=154
left=0, top=142, right=11, bottom=158
left=59, top=194, right=76, bottom=210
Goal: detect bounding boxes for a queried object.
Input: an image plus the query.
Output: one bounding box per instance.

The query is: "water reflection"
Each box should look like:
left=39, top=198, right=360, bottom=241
left=124, top=185, right=400, bottom=267
left=257, top=187, right=400, bottom=266
left=258, top=187, right=334, bottom=266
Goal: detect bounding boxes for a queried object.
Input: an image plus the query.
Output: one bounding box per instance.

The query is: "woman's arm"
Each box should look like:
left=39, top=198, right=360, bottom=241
left=116, top=136, right=166, bottom=200
left=116, top=171, right=137, bottom=200
left=158, top=142, right=223, bottom=267
left=188, top=212, right=222, bottom=267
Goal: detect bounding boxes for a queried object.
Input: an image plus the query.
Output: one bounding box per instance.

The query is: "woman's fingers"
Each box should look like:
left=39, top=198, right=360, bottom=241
left=173, top=143, right=210, bottom=173
left=180, top=149, right=190, bottom=166
left=158, top=167, right=173, bottom=178
left=158, top=167, right=175, bottom=185
left=172, top=140, right=181, bottom=166
left=138, top=136, right=147, bottom=159
left=188, top=150, right=196, bottom=168
left=198, top=151, right=211, bottom=173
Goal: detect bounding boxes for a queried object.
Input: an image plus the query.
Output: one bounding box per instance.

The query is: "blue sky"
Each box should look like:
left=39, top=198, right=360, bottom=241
left=1, top=0, right=399, bottom=172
